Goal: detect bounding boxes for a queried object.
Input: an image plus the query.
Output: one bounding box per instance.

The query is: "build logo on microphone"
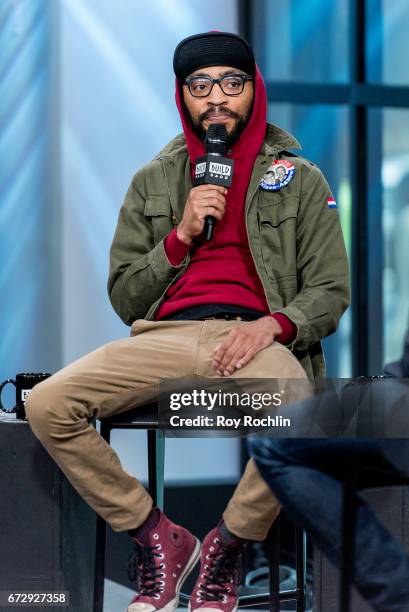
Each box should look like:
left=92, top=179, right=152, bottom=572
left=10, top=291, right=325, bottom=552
left=208, top=161, right=232, bottom=179
left=194, top=155, right=234, bottom=187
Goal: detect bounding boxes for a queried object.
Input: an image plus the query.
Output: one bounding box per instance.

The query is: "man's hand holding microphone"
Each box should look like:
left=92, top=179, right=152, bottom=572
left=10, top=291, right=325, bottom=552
left=177, top=123, right=233, bottom=245
left=176, top=184, right=227, bottom=246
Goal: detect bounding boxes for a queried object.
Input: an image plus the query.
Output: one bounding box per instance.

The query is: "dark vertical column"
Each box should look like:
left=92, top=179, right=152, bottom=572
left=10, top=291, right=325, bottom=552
left=350, top=0, right=384, bottom=375
left=350, top=0, right=370, bottom=375
left=366, top=1, right=384, bottom=373
left=238, top=0, right=252, bottom=42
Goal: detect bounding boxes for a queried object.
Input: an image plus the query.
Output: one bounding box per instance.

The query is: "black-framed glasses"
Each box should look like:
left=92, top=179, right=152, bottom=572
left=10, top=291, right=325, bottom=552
left=184, top=74, right=254, bottom=97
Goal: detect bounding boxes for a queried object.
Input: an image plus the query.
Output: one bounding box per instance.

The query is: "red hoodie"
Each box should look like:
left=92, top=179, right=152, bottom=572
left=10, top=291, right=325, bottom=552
left=154, top=65, right=295, bottom=344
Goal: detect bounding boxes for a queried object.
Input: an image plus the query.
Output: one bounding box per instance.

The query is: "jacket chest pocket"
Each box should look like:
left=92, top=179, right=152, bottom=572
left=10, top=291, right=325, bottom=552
left=144, top=197, right=177, bottom=244
left=257, top=197, right=299, bottom=286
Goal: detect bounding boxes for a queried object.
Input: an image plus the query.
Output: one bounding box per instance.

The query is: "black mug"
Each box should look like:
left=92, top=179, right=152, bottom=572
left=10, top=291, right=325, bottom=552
left=0, top=373, right=51, bottom=419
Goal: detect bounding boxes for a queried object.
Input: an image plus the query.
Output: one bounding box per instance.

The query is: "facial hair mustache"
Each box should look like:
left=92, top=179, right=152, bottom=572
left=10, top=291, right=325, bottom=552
left=198, top=107, right=240, bottom=123
left=193, top=107, right=249, bottom=147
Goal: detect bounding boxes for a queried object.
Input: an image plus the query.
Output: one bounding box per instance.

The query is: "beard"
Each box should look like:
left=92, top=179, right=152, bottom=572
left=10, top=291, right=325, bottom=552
left=182, top=99, right=253, bottom=148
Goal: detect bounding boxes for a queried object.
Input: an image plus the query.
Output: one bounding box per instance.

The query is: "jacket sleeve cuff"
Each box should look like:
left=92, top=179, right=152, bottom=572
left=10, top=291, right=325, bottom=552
left=270, top=313, right=297, bottom=345
left=164, top=228, right=191, bottom=266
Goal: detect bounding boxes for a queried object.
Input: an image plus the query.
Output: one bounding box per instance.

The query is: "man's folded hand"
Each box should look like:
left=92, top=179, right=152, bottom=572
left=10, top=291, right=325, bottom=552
left=212, top=316, right=282, bottom=376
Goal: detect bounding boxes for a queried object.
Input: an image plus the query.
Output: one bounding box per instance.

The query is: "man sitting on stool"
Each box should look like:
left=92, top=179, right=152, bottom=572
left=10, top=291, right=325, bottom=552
left=25, top=31, right=349, bottom=612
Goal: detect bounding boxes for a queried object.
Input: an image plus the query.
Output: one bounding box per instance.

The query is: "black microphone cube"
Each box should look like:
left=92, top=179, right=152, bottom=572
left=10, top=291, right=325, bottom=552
left=194, top=154, right=234, bottom=187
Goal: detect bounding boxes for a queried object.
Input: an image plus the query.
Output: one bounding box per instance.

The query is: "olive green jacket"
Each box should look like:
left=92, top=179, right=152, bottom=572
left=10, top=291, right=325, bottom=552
left=108, top=123, right=350, bottom=380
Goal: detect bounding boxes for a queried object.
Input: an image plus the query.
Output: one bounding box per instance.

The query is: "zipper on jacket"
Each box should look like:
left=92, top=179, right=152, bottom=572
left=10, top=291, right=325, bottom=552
left=245, top=213, right=272, bottom=312
left=244, top=160, right=275, bottom=311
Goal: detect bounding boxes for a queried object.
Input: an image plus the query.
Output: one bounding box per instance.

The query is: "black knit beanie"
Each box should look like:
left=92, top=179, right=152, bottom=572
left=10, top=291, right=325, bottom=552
left=173, top=31, right=255, bottom=80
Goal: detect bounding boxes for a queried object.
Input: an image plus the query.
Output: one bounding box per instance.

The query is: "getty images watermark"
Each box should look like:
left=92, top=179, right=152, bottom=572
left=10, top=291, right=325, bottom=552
left=158, top=377, right=313, bottom=437
left=168, top=389, right=288, bottom=430
left=158, top=377, right=409, bottom=438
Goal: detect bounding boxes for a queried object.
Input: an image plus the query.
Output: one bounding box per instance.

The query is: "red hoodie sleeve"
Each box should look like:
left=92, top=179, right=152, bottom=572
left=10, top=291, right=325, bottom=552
left=164, top=228, right=191, bottom=266
left=269, top=313, right=297, bottom=345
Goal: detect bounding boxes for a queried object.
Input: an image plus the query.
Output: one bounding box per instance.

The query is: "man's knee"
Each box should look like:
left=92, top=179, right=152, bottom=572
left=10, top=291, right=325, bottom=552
left=271, top=344, right=307, bottom=378
left=247, top=436, right=296, bottom=470
left=25, top=377, right=67, bottom=438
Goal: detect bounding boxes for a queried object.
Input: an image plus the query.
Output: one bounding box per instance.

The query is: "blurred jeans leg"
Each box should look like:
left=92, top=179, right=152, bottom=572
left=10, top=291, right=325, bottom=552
left=248, top=438, right=409, bottom=612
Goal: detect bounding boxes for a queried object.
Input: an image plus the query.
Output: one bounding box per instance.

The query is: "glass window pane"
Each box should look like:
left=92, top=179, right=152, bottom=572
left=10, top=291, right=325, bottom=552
left=372, top=109, right=409, bottom=364
left=252, top=0, right=349, bottom=83
left=268, top=104, right=352, bottom=376
left=366, top=0, right=409, bottom=85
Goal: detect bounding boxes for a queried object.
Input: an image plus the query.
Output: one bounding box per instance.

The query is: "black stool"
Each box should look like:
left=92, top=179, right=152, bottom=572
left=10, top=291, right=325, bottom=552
left=238, top=516, right=308, bottom=611
left=340, top=466, right=409, bottom=612
left=93, top=402, right=307, bottom=612
left=93, top=401, right=165, bottom=612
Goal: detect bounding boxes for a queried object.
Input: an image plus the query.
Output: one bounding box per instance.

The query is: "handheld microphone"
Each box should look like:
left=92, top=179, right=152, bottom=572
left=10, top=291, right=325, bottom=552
left=194, top=123, right=234, bottom=240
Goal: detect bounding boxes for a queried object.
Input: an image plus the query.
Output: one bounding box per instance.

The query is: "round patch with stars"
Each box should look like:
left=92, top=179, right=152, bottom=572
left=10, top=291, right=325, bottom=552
left=259, top=159, right=295, bottom=191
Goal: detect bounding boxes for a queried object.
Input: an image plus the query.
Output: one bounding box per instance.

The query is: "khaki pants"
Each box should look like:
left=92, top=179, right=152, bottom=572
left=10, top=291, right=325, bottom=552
left=25, top=319, right=308, bottom=541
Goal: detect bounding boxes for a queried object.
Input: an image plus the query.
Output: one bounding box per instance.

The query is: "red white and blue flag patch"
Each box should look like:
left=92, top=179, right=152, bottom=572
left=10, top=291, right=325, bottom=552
left=327, top=198, right=337, bottom=208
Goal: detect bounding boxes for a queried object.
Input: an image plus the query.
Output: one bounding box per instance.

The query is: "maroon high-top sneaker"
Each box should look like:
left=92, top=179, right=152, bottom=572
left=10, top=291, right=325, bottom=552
left=189, top=525, right=246, bottom=612
left=126, top=510, right=200, bottom=612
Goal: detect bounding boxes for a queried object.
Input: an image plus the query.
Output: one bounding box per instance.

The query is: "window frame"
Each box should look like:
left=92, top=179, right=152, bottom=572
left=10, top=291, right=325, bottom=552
left=240, top=0, right=409, bottom=375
